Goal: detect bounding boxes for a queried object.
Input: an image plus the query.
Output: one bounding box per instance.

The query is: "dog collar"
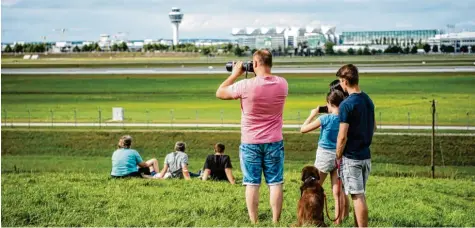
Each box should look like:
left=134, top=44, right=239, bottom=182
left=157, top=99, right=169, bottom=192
left=304, top=176, right=316, bottom=183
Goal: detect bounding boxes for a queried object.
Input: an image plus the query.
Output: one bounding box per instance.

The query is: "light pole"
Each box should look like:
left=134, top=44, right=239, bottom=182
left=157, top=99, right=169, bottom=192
left=446, top=24, right=455, bottom=53
left=41, top=36, right=47, bottom=53
left=53, top=28, right=68, bottom=52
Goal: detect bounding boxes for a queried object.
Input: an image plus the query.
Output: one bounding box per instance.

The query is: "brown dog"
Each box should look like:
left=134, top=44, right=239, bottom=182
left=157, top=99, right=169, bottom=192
left=296, top=166, right=327, bottom=227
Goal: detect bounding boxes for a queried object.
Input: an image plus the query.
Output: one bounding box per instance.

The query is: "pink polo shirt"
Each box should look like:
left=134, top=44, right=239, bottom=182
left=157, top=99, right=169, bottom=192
left=230, top=75, right=288, bottom=144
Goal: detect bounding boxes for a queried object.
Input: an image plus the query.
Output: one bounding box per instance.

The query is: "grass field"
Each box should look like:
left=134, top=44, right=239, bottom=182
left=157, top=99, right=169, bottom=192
left=2, top=54, right=475, bottom=68
left=1, top=130, right=474, bottom=226
left=2, top=72, right=475, bottom=126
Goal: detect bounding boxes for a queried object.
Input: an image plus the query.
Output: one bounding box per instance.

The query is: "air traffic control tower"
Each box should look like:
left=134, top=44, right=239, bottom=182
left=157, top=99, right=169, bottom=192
left=169, top=7, right=184, bottom=46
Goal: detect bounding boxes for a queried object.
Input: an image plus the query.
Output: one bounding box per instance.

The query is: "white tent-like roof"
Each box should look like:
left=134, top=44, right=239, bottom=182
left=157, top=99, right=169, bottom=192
left=232, top=25, right=336, bottom=36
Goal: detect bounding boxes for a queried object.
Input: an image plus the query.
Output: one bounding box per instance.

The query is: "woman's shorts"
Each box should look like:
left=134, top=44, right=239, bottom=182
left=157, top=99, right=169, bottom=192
left=314, top=147, right=337, bottom=174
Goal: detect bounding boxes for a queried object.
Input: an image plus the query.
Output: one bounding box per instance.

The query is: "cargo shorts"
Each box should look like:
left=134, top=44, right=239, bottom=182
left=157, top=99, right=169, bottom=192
left=340, top=157, right=371, bottom=195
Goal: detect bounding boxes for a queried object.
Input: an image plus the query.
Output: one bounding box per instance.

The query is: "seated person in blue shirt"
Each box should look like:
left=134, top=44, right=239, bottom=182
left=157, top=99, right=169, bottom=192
left=300, top=90, right=348, bottom=224
left=201, top=143, right=235, bottom=184
left=110, top=135, right=160, bottom=178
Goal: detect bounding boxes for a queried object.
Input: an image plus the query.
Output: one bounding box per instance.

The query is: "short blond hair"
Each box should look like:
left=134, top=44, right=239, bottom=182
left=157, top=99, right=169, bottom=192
left=118, top=135, right=132, bottom=149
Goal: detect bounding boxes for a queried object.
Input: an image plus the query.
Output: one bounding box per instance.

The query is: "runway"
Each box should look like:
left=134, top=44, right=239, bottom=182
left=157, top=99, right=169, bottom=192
left=2, top=66, right=475, bottom=74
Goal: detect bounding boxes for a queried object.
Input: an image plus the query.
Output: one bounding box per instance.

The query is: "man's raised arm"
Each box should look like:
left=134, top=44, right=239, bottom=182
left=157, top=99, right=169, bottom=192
left=216, top=61, right=244, bottom=100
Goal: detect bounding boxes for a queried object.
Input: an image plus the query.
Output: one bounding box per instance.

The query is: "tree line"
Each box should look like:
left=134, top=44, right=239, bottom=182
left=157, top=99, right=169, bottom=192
left=324, top=42, right=475, bottom=55
left=3, top=42, right=475, bottom=56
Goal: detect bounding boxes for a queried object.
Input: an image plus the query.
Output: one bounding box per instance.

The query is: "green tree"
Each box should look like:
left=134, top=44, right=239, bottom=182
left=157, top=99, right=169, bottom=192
left=251, top=48, right=257, bottom=55
left=324, top=42, right=334, bottom=55
left=81, top=44, right=91, bottom=52
left=356, top=48, right=363, bottom=55
left=234, top=45, right=243, bottom=56
left=423, top=43, right=431, bottom=53
left=111, top=43, right=119, bottom=52
left=471, top=45, right=475, bottom=53
left=440, top=45, right=447, bottom=53
left=277, top=46, right=282, bottom=56
left=93, top=43, right=101, bottom=52
left=460, top=45, right=469, bottom=53
left=403, top=46, right=410, bottom=54
left=410, top=45, right=418, bottom=54
left=13, top=43, right=23, bottom=53
left=336, top=49, right=344, bottom=55
left=363, top=47, right=371, bottom=55
left=72, top=46, right=81, bottom=52
left=370, top=49, right=377, bottom=55
left=119, top=42, right=128, bottom=52
left=347, top=48, right=355, bottom=55
left=4, top=44, right=13, bottom=52
left=432, top=45, right=438, bottom=53
left=201, top=47, right=211, bottom=56
left=447, top=46, right=455, bottom=53
left=224, top=43, right=234, bottom=53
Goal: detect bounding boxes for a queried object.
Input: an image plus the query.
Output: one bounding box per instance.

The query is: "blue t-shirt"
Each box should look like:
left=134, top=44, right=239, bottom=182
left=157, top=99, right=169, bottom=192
left=111, top=148, right=143, bottom=176
left=317, top=114, right=340, bottom=150
left=339, top=92, right=375, bottom=160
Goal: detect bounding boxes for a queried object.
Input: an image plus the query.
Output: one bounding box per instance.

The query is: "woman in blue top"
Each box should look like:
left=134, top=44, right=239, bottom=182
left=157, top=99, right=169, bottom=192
left=300, top=90, right=348, bottom=224
left=111, top=135, right=160, bottom=178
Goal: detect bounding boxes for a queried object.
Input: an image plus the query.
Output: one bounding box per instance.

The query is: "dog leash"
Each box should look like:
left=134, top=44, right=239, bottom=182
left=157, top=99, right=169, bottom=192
left=324, top=159, right=343, bottom=223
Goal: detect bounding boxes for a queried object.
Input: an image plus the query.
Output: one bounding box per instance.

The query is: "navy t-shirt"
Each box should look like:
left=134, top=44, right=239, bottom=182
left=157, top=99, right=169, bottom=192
left=339, top=92, right=375, bottom=160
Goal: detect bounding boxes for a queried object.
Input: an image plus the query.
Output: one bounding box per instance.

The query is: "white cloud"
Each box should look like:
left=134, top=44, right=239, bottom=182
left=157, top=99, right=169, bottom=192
left=395, top=22, right=413, bottom=28
left=1, top=0, right=21, bottom=6
left=180, top=13, right=330, bottom=32
left=2, top=0, right=475, bottom=42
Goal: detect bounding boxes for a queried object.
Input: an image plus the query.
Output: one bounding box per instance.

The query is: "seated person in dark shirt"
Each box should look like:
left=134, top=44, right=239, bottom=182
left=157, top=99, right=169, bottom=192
left=202, top=143, right=235, bottom=184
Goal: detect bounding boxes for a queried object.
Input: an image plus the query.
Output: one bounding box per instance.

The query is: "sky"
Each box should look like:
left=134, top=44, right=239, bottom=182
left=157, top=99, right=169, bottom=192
left=1, top=0, right=475, bottom=42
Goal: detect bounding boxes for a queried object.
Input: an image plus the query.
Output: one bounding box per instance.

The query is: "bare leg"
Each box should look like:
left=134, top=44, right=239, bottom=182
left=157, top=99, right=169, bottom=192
left=146, top=158, right=159, bottom=173
left=330, top=169, right=347, bottom=224
left=246, top=185, right=260, bottom=224
left=317, top=171, right=328, bottom=186
left=352, top=194, right=368, bottom=227
left=345, top=194, right=350, bottom=218
left=269, top=184, right=283, bottom=224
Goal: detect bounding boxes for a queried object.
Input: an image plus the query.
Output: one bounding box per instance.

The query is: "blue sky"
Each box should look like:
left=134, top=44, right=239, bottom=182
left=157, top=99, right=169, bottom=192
left=1, top=0, right=475, bottom=42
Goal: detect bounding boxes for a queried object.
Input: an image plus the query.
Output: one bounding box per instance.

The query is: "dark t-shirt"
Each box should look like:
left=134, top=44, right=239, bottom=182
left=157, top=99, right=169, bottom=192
left=203, top=154, right=233, bottom=181
left=339, top=92, right=375, bottom=160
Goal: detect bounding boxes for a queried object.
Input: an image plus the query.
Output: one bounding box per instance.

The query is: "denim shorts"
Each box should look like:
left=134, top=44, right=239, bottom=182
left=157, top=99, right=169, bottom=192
left=239, top=140, right=284, bottom=186
left=340, top=157, right=371, bottom=195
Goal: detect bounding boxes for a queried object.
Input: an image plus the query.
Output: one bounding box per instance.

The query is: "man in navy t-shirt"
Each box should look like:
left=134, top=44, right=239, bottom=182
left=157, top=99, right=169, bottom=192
left=335, top=64, right=376, bottom=227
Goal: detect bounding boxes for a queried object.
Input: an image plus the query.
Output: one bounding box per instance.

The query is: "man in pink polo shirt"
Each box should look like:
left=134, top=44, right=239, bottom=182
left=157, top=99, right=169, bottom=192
left=216, top=49, right=288, bottom=224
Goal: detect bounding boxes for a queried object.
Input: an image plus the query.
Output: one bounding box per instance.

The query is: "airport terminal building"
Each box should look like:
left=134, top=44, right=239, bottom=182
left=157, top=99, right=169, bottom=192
left=231, top=26, right=337, bottom=49
left=339, top=29, right=438, bottom=46
left=427, top=31, right=475, bottom=52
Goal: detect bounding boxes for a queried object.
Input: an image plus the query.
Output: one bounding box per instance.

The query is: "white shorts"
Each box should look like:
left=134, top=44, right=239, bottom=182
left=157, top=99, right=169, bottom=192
left=314, top=147, right=337, bottom=174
